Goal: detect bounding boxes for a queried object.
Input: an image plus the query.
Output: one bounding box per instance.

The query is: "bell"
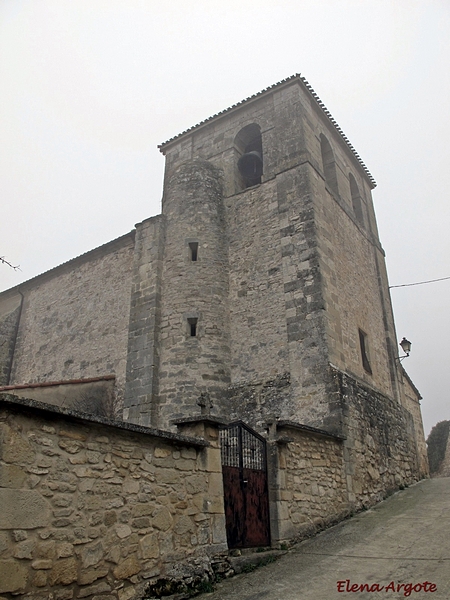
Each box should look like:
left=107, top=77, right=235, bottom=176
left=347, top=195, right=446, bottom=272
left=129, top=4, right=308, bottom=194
left=237, top=151, right=263, bottom=183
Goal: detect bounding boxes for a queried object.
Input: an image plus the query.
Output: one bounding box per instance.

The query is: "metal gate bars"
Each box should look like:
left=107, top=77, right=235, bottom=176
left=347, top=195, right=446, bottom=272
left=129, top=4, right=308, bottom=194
left=219, top=421, right=271, bottom=548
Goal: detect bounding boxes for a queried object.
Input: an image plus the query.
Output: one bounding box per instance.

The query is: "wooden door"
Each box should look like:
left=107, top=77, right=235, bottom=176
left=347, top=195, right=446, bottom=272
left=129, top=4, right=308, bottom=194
left=220, top=422, right=270, bottom=548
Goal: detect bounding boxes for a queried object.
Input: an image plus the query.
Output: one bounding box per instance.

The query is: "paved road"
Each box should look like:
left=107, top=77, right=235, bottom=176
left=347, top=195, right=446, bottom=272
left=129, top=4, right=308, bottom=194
left=202, top=478, right=450, bottom=599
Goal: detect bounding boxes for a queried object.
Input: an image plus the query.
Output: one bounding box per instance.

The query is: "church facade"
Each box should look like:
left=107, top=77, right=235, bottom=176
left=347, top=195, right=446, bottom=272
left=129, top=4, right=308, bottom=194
left=1, top=74, right=428, bottom=540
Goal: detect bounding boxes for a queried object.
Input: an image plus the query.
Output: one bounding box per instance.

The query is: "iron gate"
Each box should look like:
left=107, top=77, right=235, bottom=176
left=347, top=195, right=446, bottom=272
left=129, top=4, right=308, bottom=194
left=219, top=422, right=270, bottom=548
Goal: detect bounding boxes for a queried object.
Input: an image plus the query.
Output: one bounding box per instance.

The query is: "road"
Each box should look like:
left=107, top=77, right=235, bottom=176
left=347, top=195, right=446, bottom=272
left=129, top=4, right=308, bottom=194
left=202, top=478, right=450, bottom=599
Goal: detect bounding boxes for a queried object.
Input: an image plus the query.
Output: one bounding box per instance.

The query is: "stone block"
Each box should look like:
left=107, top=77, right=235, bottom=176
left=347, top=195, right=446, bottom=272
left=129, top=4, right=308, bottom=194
left=82, top=541, right=104, bottom=567
left=14, top=539, right=35, bottom=559
left=57, top=542, right=74, bottom=558
left=173, top=515, right=194, bottom=535
left=152, top=507, right=173, bottom=531
left=185, top=474, right=208, bottom=494
left=78, top=580, right=112, bottom=597
left=54, top=590, right=74, bottom=600
left=0, top=489, right=51, bottom=529
left=0, top=464, right=27, bottom=488
left=116, top=524, right=132, bottom=539
left=0, top=560, right=28, bottom=593
left=208, top=472, right=224, bottom=499
left=78, top=565, right=109, bottom=585
left=119, top=587, right=137, bottom=600
left=113, top=555, right=141, bottom=580
left=33, top=569, right=47, bottom=587
left=48, top=557, right=78, bottom=585
left=0, top=426, right=35, bottom=464
left=212, top=514, right=227, bottom=544
left=140, top=532, right=159, bottom=559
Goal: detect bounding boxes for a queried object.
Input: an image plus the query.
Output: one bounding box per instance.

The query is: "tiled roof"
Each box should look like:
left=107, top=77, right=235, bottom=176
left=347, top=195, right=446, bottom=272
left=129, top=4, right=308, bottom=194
left=158, top=74, right=376, bottom=188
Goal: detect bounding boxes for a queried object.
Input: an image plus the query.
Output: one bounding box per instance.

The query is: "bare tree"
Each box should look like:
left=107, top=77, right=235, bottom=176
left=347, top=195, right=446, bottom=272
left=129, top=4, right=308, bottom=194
left=1, top=256, right=20, bottom=270
left=71, top=389, right=122, bottom=420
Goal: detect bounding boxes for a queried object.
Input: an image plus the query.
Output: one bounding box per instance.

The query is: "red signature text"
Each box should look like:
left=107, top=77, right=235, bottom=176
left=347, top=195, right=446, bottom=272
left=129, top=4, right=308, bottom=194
left=337, top=580, right=437, bottom=596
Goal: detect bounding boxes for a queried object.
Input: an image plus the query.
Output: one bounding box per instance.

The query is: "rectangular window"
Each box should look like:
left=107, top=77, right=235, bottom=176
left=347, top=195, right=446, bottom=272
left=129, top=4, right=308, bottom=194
left=188, top=242, right=198, bottom=262
left=188, top=317, right=198, bottom=337
left=359, top=329, right=372, bottom=374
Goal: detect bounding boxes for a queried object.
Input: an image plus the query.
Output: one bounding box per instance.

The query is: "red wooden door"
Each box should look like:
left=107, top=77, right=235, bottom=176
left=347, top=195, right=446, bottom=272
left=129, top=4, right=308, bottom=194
left=220, top=422, right=270, bottom=548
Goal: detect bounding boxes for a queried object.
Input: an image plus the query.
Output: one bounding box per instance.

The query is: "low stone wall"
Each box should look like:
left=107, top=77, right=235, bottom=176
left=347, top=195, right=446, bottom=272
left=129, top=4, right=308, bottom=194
left=335, top=369, right=424, bottom=507
left=271, top=422, right=348, bottom=542
left=0, top=394, right=227, bottom=599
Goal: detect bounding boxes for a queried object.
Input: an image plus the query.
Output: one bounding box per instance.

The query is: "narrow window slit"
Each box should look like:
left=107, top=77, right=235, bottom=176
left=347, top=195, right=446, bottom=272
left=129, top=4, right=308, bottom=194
left=359, top=329, right=372, bottom=374
left=188, top=318, right=198, bottom=337
left=189, top=242, right=198, bottom=262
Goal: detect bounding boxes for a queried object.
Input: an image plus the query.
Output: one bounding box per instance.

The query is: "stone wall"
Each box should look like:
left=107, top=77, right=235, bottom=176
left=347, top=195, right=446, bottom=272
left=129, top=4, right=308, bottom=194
left=5, top=234, right=134, bottom=405
left=333, top=368, right=423, bottom=508
left=157, top=160, right=231, bottom=430
left=0, top=294, right=22, bottom=386
left=0, top=394, right=226, bottom=599
left=271, top=422, right=348, bottom=542
left=312, top=162, right=395, bottom=399
left=124, top=215, right=165, bottom=427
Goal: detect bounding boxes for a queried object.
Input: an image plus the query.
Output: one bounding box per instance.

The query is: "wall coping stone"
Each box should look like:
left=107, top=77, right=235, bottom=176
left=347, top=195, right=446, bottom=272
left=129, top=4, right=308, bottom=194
left=276, top=420, right=346, bottom=441
left=0, top=393, right=209, bottom=448
left=0, top=374, right=116, bottom=392
left=173, top=416, right=228, bottom=427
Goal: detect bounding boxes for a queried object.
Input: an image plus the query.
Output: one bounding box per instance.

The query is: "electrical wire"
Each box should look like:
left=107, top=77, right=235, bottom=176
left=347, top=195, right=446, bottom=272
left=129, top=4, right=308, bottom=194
left=389, top=276, right=450, bottom=289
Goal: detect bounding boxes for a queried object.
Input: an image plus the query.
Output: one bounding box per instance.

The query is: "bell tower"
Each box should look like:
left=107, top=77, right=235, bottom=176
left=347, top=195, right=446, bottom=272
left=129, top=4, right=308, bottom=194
left=124, top=76, right=426, bottom=497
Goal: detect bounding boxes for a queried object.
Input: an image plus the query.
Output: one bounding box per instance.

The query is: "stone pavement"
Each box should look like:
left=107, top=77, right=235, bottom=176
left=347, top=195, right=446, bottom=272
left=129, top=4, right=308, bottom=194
left=201, top=478, right=450, bottom=599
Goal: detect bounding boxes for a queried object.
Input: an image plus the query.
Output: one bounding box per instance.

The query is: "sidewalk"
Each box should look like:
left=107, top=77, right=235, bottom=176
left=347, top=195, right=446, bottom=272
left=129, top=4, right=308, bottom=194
left=201, top=478, right=450, bottom=599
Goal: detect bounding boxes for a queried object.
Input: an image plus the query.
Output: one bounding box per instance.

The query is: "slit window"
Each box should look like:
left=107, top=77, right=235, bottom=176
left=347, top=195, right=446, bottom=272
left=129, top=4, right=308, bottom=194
left=349, top=173, right=365, bottom=226
left=320, top=134, right=339, bottom=196
left=188, top=242, right=198, bottom=262
left=359, top=329, right=372, bottom=374
left=188, top=318, right=198, bottom=337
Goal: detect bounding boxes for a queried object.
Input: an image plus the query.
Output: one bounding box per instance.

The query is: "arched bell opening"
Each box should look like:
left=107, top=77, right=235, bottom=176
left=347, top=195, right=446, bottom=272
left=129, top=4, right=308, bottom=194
left=234, top=124, right=263, bottom=191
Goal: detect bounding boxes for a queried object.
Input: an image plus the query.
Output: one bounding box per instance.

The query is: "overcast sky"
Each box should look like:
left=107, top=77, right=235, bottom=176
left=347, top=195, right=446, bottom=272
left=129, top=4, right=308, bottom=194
left=1, top=0, right=449, bottom=437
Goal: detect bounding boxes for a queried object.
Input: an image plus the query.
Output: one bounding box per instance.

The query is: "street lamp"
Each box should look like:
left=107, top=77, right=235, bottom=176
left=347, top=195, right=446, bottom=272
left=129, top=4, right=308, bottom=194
left=398, top=337, right=412, bottom=361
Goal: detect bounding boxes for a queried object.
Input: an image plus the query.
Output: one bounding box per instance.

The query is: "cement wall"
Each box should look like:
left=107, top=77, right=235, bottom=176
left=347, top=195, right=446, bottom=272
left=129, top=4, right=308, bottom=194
left=0, top=394, right=226, bottom=599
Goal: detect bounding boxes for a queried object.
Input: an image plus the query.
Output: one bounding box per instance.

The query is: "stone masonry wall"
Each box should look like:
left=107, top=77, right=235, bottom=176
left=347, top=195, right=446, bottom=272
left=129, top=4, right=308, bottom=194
left=312, top=168, right=394, bottom=399
left=160, top=83, right=331, bottom=429
left=0, top=395, right=226, bottom=599
left=0, top=294, right=22, bottom=386
left=399, top=371, right=429, bottom=478
left=225, top=178, right=290, bottom=386
left=157, top=160, right=231, bottom=430
left=272, top=424, right=348, bottom=542
left=8, top=235, right=134, bottom=405
left=124, top=215, right=165, bottom=427
left=333, top=369, right=423, bottom=508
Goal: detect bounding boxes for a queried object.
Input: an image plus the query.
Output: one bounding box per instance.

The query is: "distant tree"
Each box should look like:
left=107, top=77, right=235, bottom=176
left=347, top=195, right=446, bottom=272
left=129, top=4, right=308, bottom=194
left=426, top=420, right=450, bottom=475
left=1, top=256, right=20, bottom=270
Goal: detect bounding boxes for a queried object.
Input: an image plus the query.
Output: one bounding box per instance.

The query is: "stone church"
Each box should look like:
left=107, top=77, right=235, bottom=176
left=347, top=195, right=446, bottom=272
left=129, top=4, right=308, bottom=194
left=0, top=75, right=428, bottom=597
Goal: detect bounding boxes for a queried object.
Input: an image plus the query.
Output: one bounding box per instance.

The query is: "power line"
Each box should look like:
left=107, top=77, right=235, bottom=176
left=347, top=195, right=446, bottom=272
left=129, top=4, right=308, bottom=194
left=390, top=276, right=450, bottom=289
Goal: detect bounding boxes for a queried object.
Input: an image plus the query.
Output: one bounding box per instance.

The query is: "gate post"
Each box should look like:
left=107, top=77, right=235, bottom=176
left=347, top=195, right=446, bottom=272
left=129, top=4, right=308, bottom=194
left=175, top=416, right=228, bottom=553
left=266, top=422, right=296, bottom=544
